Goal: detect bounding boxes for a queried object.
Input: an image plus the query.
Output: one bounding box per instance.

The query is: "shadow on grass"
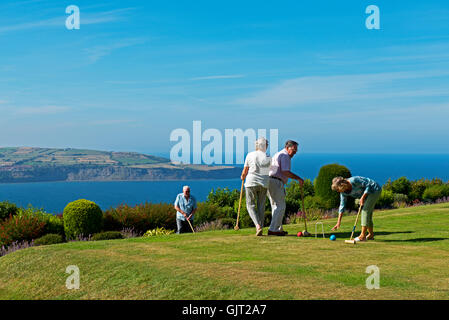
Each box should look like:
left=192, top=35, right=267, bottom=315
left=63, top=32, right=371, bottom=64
left=378, top=238, right=447, bottom=243
left=284, top=231, right=414, bottom=239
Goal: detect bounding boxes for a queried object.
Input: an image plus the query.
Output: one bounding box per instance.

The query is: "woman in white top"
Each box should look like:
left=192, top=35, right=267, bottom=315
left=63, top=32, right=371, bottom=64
left=240, top=137, right=271, bottom=236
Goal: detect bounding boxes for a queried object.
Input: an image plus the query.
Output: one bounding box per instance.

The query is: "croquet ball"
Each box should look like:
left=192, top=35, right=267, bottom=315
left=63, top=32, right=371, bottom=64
left=297, top=231, right=303, bottom=237
left=330, top=235, right=336, bottom=241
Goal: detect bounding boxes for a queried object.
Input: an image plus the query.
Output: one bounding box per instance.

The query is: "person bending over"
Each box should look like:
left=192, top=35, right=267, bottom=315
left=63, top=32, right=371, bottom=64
left=331, top=176, right=382, bottom=241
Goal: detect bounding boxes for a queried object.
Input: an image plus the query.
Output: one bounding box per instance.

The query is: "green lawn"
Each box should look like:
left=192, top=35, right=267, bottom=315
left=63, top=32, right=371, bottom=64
left=1, top=203, right=449, bottom=300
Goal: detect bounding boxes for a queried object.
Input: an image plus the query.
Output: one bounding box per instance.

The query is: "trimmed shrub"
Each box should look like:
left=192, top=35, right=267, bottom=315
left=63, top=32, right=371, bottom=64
left=35, top=233, right=64, bottom=246
left=376, top=189, right=395, bottom=208
left=103, top=203, right=176, bottom=234
left=0, top=215, right=46, bottom=247
left=91, top=231, right=123, bottom=241
left=391, top=177, right=411, bottom=196
left=315, top=164, right=352, bottom=210
left=0, top=201, right=19, bottom=221
left=63, top=199, right=103, bottom=239
left=423, top=185, right=449, bottom=202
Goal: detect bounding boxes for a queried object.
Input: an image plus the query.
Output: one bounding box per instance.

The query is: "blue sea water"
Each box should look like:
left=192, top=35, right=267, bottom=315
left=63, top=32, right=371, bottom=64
left=0, top=153, right=448, bottom=214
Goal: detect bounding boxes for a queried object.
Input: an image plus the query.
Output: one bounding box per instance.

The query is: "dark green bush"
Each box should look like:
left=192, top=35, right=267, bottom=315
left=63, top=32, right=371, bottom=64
left=375, top=189, right=395, bottom=208
left=63, top=199, right=103, bottom=239
left=194, top=202, right=224, bottom=225
left=91, top=231, right=123, bottom=241
left=206, top=187, right=240, bottom=207
left=103, top=202, right=176, bottom=233
left=220, top=206, right=236, bottom=219
left=315, top=164, right=352, bottom=210
left=34, top=233, right=64, bottom=246
left=0, top=201, right=19, bottom=221
left=422, top=185, right=449, bottom=202
left=44, top=214, right=64, bottom=235
left=391, top=177, right=411, bottom=196
left=408, top=179, right=428, bottom=202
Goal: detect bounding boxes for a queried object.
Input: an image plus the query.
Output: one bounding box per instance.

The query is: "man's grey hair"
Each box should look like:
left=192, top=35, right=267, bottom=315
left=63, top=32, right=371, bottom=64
left=255, top=137, right=268, bottom=152
left=183, top=185, right=190, bottom=191
left=285, top=140, right=299, bottom=148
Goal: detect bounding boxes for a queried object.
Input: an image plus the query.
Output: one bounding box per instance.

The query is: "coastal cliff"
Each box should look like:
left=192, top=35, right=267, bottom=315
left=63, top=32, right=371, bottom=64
left=0, top=147, right=241, bottom=182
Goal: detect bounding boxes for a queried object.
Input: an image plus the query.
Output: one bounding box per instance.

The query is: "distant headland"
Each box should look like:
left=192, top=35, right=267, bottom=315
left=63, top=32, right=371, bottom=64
left=0, top=147, right=241, bottom=183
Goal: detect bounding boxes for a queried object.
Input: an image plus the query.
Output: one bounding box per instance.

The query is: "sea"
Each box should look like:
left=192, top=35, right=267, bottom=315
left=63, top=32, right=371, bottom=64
left=0, top=153, right=448, bottom=214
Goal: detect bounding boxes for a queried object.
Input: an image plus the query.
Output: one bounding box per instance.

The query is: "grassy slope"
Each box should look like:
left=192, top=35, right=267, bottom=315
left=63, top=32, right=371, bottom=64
left=1, top=203, right=449, bottom=300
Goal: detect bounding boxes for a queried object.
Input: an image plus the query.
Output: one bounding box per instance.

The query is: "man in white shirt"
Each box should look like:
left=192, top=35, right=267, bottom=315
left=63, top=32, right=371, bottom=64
left=241, top=137, right=271, bottom=236
left=267, top=140, right=304, bottom=236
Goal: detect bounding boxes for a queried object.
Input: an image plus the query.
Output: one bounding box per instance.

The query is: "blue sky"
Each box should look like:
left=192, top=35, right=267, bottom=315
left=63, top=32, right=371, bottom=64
left=1, top=0, right=449, bottom=156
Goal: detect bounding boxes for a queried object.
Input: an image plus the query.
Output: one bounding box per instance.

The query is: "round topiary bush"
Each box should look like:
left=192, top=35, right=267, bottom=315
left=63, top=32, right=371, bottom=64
left=315, top=163, right=352, bottom=210
left=63, top=199, right=103, bottom=240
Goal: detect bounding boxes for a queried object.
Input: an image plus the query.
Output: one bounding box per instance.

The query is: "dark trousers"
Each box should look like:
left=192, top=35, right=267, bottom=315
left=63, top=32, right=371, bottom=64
left=176, top=219, right=193, bottom=234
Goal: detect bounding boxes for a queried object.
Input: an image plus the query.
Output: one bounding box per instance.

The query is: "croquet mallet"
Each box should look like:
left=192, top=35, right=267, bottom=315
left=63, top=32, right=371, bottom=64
left=345, top=204, right=364, bottom=244
left=234, top=179, right=245, bottom=231
left=301, top=184, right=311, bottom=237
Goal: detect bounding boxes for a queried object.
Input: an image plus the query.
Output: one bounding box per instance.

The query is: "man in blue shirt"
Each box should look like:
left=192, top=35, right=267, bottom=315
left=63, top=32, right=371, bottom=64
left=174, top=186, right=197, bottom=234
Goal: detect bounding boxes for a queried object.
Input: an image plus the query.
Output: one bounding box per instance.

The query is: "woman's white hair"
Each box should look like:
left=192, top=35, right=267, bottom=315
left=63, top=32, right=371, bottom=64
left=255, top=137, right=268, bottom=152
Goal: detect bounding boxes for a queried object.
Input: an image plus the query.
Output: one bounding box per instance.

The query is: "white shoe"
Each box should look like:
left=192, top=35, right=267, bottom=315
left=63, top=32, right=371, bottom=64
left=354, top=236, right=366, bottom=242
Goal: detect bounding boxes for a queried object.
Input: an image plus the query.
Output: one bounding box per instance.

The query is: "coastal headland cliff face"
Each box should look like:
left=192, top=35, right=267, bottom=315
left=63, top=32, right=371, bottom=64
left=0, top=147, right=241, bottom=183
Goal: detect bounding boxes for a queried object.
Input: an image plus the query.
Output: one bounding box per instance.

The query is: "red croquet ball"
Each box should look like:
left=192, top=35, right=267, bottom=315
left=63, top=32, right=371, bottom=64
left=297, top=231, right=303, bottom=237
